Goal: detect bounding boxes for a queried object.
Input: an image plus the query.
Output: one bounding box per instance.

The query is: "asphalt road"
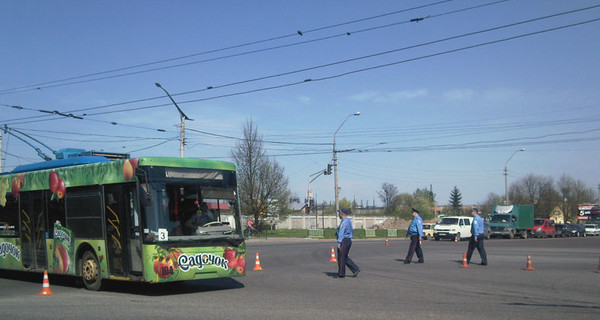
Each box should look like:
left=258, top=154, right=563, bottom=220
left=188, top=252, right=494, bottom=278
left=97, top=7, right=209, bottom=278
left=1, top=236, right=599, bottom=319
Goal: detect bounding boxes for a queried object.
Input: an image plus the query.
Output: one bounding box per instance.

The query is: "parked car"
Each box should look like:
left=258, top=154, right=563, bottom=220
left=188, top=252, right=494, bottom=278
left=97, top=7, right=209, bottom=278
left=555, top=223, right=566, bottom=237
left=584, top=224, right=600, bottom=236
left=433, top=216, right=473, bottom=241
left=483, top=221, right=491, bottom=239
left=561, top=224, right=586, bottom=237
left=527, top=218, right=558, bottom=238
left=422, top=223, right=435, bottom=240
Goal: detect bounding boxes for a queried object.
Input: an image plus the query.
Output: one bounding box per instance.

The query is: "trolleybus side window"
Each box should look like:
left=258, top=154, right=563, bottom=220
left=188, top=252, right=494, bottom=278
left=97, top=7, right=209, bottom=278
left=47, top=192, right=65, bottom=237
left=0, top=194, right=18, bottom=237
left=65, top=186, right=103, bottom=239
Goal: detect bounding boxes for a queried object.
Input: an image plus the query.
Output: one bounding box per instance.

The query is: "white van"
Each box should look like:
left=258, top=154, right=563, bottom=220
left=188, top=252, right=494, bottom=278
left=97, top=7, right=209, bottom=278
left=433, top=216, right=473, bottom=241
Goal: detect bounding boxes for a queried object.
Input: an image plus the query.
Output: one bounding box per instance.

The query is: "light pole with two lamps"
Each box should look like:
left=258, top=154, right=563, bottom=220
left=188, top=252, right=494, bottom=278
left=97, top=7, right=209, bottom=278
left=333, top=112, right=360, bottom=223
left=504, top=148, right=525, bottom=204
left=155, top=82, right=193, bottom=158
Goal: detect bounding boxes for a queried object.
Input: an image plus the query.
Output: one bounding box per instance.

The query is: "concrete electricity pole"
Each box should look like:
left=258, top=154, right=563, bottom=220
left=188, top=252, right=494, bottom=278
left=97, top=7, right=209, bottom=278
left=333, top=112, right=360, bottom=224
left=155, top=83, right=192, bottom=158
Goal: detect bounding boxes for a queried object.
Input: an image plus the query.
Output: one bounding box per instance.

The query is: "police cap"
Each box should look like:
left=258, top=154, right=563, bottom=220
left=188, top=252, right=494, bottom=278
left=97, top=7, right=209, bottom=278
left=338, top=209, right=350, bottom=215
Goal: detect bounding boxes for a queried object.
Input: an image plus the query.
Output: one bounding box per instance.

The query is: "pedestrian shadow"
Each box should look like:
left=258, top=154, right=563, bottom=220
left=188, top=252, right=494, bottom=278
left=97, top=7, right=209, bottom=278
left=452, top=259, right=463, bottom=266
left=452, top=260, right=486, bottom=266
left=323, top=272, right=340, bottom=278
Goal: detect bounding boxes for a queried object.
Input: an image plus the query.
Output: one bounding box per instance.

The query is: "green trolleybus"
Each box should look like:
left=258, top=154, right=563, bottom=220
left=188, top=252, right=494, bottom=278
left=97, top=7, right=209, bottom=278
left=0, top=156, right=246, bottom=290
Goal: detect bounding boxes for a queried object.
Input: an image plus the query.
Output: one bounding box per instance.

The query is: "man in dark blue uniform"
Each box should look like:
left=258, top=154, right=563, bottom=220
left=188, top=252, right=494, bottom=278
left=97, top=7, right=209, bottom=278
left=404, top=208, right=424, bottom=264
left=467, top=208, right=488, bottom=265
left=336, top=209, right=360, bottom=278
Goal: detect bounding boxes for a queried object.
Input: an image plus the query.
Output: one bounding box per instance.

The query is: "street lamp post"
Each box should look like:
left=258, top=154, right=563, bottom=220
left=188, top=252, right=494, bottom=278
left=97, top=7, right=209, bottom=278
left=504, top=148, right=525, bottom=205
left=155, top=83, right=193, bottom=158
left=333, top=112, right=360, bottom=223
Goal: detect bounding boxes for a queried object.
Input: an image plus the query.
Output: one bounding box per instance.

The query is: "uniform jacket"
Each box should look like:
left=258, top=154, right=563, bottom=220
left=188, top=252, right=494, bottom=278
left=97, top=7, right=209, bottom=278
left=407, top=215, right=423, bottom=237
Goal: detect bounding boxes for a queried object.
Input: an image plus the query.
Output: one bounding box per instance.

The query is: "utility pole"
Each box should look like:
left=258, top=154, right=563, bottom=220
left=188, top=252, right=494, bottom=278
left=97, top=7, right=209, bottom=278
left=504, top=148, right=525, bottom=205
left=308, top=169, right=327, bottom=228
left=333, top=112, right=360, bottom=225
left=155, top=83, right=192, bottom=158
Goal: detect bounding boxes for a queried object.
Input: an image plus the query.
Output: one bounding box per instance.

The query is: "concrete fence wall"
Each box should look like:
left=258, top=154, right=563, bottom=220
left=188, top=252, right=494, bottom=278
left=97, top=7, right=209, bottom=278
left=259, top=215, right=390, bottom=230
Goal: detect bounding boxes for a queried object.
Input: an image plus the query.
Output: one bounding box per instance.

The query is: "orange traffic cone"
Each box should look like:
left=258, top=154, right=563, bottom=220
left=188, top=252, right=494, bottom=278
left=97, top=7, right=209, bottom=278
left=39, top=270, right=54, bottom=295
left=253, top=252, right=263, bottom=271
left=595, top=256, right=599, bottom=273
left=329, top=246, right=337, bottom=262
left=459, top=253, right=470, bottom=268
left=385, top=237, right=390, bottom=246
left=524, top=253, right=536, bottom=271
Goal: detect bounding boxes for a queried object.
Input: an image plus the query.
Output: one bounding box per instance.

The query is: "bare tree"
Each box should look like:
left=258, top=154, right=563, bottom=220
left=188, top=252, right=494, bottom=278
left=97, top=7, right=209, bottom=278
left=557, top=174, right=576, bottom=221
left=377, top=182, right=398, bottom=215
left=229, top=119, right=290, bottom=227
left=557, top=174, right=597, bottom=222
left=510, top=174, right=560, bottom=218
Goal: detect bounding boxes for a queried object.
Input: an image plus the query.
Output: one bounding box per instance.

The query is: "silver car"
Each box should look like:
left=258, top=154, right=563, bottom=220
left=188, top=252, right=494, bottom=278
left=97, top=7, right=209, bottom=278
left=584, top=224, right=600, bottom=236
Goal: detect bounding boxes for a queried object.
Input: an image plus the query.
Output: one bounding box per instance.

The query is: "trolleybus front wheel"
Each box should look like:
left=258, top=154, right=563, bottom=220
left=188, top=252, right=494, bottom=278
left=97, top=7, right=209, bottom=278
left=80, top=251, right=102, bottom=291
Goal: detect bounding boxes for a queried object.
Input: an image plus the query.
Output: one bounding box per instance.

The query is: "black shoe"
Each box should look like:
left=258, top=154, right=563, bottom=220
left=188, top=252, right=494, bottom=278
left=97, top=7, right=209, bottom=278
left=352, top=270, right=360, bottom=277
left=404, top=260, right=410, bottom=264
left=417, top=260, right=424, bottom=263
left=481, top=263, right=487, bottom=266
left=338, top=275, right=345, bottom=278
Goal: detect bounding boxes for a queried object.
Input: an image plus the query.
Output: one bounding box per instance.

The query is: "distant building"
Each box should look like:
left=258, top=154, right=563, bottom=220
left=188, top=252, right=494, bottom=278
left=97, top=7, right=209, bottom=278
left=549, top=207, right=565, bottom=224
left=289, top=196, right=305, bottom=212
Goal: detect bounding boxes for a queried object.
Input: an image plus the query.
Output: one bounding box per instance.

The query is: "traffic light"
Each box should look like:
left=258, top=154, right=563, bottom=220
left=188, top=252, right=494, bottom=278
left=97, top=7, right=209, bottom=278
left=326, top=164, right=333, bottom=175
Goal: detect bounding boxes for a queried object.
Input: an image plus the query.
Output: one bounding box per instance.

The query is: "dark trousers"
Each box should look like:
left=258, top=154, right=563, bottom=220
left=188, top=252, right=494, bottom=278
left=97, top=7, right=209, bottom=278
left=338, top=238, right=359, bottom=277
left=405, top=235, right=424, bottom=263
left=467, top=235, right=487, bottom=264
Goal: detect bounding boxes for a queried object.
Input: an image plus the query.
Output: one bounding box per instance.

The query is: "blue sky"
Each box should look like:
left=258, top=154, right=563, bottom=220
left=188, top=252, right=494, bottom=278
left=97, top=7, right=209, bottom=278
left=1, top=1, right=599, bottom=206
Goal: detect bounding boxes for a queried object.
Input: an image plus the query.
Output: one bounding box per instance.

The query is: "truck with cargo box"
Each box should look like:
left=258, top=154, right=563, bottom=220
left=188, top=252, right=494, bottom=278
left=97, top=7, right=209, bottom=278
left=489, top=204, right=534, bottom=239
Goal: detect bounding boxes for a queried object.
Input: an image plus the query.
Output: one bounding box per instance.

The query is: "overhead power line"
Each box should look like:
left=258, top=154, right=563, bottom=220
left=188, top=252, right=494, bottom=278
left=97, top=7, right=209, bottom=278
left=2, top=7, right=598, bottom=152
left=186, top=128, right=330, bottom=146
left=0, top=0, right=458, bottom=95
left=4, top=1, right=586, bottom=125
left=76, top=16, right=600, bottom=119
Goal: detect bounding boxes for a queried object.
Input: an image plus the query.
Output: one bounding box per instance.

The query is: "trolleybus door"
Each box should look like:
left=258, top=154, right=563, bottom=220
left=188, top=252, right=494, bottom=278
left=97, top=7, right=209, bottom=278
left=104, top=184, right=142, bottom=276
left=127, top=186, right=143, bottom=274
left=19, top=191, right=47, bottom=270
